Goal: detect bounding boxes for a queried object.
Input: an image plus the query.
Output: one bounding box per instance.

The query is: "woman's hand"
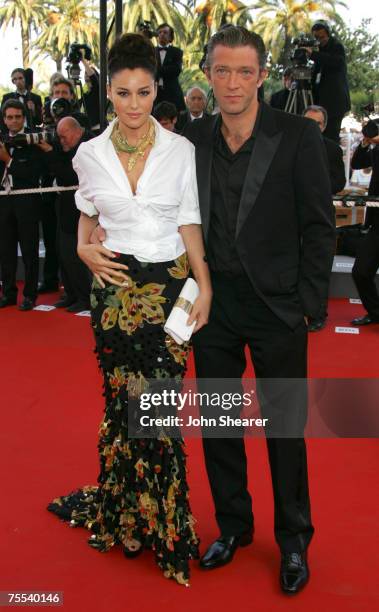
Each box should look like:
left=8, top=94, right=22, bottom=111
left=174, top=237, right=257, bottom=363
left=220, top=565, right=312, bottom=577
left=77, top=243, right=129, bottom=288
left=187, top=289, right=213, bottom=333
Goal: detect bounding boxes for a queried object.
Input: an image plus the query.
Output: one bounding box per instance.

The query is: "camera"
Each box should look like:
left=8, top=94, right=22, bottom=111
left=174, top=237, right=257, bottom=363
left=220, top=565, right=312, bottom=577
left=361, top=103, right=379, bottom=139
left=138, top=20, right=158, bottom=39
left=67, top=43, right=92, bottom=80
left=290, top=34, right=319, bottom=67
left=0, top=130, right=55, bottom=148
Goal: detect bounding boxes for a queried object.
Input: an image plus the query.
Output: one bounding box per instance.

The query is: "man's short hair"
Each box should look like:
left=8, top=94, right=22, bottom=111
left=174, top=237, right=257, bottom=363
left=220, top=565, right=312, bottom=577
left=205, top=26, right=267, bottom=70
left=312, top=20, right=331, bottom=36
left=51, top=77, right=76, bottom=98
left=11, top=68, right=26, bottom=79
left=157, top=23, right=174, bottom=42
left=153, top=101, right=178, bottom=122
left=303, top=104, right=328, bottom=128
left=186, top=86, right=207, bottom=101
left=2, top=98, right=26, bottom=118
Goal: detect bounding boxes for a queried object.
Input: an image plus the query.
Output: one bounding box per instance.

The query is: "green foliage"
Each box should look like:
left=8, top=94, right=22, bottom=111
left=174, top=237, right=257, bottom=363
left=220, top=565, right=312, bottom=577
left=334, top=18, right=379, bottom=103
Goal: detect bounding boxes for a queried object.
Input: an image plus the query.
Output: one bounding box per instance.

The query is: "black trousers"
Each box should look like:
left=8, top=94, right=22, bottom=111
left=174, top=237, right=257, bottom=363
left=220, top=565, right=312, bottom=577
left=40, top=195, right=59, bottom=287
left=192, top=273, right=314, bottom=553
left=323, top=115, right=344, bottom=143
left=0, top=196, right=40, bottom=300
left=57, top=229, right=91, bottom=304
left=352, top=226, right=379, bottom=319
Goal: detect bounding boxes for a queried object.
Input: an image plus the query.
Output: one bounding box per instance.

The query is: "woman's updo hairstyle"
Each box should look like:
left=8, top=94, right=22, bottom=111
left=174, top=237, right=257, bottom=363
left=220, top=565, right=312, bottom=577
left=108, top=33, right=157, bottom=81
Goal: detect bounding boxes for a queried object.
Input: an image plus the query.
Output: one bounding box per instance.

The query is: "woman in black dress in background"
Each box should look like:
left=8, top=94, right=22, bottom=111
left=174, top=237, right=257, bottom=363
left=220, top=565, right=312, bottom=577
left=48, top=33, right=212, bottom=586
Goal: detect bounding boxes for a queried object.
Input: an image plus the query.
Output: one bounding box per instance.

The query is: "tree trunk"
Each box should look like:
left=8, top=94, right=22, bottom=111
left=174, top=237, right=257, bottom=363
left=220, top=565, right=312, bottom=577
left=56, top=55, right=63, bottom=72
left=20, top=21, right=30, bottom=67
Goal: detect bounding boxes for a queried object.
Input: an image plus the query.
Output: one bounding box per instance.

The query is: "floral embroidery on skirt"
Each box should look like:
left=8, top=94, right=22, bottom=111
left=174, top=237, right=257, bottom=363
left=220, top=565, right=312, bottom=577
left=47, top=253, right=199, bottom=585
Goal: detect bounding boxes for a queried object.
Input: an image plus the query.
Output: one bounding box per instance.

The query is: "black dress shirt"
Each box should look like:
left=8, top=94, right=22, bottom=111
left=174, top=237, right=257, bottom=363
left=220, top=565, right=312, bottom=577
left=207, top=106, right=262, bottom=275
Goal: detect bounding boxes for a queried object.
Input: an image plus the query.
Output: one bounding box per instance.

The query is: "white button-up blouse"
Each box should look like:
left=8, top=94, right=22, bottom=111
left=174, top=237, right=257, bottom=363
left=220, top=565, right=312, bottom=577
left=72, top=116, right=201, bottom=262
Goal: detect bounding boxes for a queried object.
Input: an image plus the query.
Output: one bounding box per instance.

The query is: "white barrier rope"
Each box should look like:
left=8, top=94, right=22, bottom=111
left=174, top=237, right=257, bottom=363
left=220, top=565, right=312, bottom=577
left=0, top=185, right=78, bottom=196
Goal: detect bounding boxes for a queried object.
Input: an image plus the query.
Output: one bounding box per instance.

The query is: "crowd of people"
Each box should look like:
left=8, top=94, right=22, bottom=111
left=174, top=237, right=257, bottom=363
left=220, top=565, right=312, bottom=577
left=1, top=21, right=378, bottom=594
left=0, top=19, right=377, bottom=319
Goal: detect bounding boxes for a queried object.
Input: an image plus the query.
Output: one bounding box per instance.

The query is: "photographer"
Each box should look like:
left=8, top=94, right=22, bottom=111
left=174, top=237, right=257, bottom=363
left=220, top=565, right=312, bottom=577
left=350, top=129, right=379, bottom=326
left=303, top=104, right=346, bottom=331
left=80, top=58, right=100, bottom=133
left=38, top=117, right=92, bottom=313
left=1, top=68, right=42, bottom=129
left=0, top=100, right=46, bottom=310
left=154, top=23, right=185, bottom=111
left=306, top=21, right=350, bottom=143
left=270, top=67, right=293, bottom=111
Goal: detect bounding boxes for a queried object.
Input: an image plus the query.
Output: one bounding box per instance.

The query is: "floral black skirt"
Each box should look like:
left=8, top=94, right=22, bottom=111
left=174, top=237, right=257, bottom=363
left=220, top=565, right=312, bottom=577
left=47, top=253, right=199, bottom=585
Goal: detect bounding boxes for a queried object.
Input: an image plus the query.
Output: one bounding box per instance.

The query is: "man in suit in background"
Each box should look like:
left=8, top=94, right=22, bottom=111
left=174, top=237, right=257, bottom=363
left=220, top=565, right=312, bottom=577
left=270, top=67, right=293, bottom=111
left=183, top=26, right=335, bottom=594
left=154, top=23, right=185, bottom=112
left=176, top=86, right=209, bottom=133
left=1, top=68, right=42, bottom=129
left=153, top=101, right=178, bottom=132
left=0, top=100, right=46, bottom=310
left=38, top=117, right=92, bottom=313
left=303, top=104, right=345, bottom=331
left=307, top=21, right=350, bottom=143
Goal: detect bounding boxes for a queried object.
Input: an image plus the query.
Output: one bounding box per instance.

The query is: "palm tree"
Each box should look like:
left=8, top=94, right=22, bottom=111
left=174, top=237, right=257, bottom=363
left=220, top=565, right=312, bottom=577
left=0, top=0, right=46, bottom=67
left=252, top=0, right=346, bottom=65
left=123, top=0, right=187, bottom=46
left=35, top=0, right=100, bottom=69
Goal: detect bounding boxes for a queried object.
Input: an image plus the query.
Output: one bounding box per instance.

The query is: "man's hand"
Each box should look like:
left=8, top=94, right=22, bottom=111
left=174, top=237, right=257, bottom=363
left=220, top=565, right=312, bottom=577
left=26, top=100, right=35, bottom=112
left=77, top=243, right=129, bottom=288
left=0, top=142, right=11, bottom=164
left=37, top=140, right=53, bottom=153
left=187, top=289, right=212, bottom=333
left=90, top=223, right=106, bottom=244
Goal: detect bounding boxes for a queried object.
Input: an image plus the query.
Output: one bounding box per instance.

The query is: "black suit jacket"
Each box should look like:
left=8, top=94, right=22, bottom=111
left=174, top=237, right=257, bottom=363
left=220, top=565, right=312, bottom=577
left=176, top=110, right=211, bottom=134
left=155, top=46, right=185, bottom=111
left=270, top=88, right=290, bottom=111
left=0, top=127, right=46, bottom=221
left=351, top=143, right=379, bottom=227
left=2, top=91, right=43, bottom=127
left=183, top=102, right=336, bottom=327
left=311, top=37, right=350, bottom=117
left=323, top=135, right=346, bottom=194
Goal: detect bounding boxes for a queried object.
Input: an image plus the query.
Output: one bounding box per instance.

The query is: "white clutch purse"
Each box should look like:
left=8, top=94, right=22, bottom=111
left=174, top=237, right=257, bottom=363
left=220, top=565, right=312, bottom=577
left=164, top=277, right=199, bottom=344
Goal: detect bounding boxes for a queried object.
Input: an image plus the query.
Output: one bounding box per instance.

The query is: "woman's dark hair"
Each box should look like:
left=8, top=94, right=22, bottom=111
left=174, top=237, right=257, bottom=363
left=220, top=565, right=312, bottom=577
left=108, top=33, right=157, bottom=81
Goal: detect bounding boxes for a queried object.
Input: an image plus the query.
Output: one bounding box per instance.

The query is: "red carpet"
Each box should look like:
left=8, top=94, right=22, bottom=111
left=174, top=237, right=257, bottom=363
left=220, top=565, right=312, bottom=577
left=0, top=293, right=378, bottom=611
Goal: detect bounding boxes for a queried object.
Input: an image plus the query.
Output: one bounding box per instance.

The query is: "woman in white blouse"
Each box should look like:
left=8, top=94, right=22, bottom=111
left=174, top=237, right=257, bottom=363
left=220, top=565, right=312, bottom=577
left=48, top=34, right=212, bottom=586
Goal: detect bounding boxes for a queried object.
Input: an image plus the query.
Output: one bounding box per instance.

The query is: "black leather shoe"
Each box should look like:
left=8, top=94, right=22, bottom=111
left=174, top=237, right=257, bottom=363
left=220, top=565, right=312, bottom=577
left=308, top=317, right=326, bottom=332
left=280, top=552, right=309, bottom=595
left=351, top=314, right=379, bottom=326
left=0, top=296, right=17, bottom=308
left=123, top=542, right=144, bottom=559
left=53, top=297, right=76, bottom=308
left=66, top=301, right=90, bottom=313
left=199, top=531, right=253, bottom=570
left=19, top=298, right=36, bottom=311
left=38, top=283, right=59, bottom=294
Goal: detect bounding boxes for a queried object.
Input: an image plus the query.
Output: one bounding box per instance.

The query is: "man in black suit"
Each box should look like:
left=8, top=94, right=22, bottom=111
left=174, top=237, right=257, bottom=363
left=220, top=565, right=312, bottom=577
left=270, top=67, right=293, bottom=111
left=154, top=23, right=185, bottom=112
left=176, top=86, right=209, bottom=133
left=0, top=100, right=46, bottom=310
left=307, top=21, right=350, bottom=143
left=350, top=131, right=379, bottom=326
left=302, top=104, right=345, bottom=331
left=38, top=117, right=92, bottom=313
left=1, top=68, right=42, bottom=129
left=183, top=27, right=335, bottom=594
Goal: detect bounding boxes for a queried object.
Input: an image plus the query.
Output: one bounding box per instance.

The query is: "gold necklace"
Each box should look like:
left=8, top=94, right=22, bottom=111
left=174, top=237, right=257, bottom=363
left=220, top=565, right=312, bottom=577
left=111, top=119, right=155, bottom=172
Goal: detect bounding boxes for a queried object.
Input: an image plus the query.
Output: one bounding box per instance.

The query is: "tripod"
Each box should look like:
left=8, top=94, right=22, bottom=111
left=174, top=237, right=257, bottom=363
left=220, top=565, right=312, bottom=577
left=285, top=66, right=314, bottom=115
